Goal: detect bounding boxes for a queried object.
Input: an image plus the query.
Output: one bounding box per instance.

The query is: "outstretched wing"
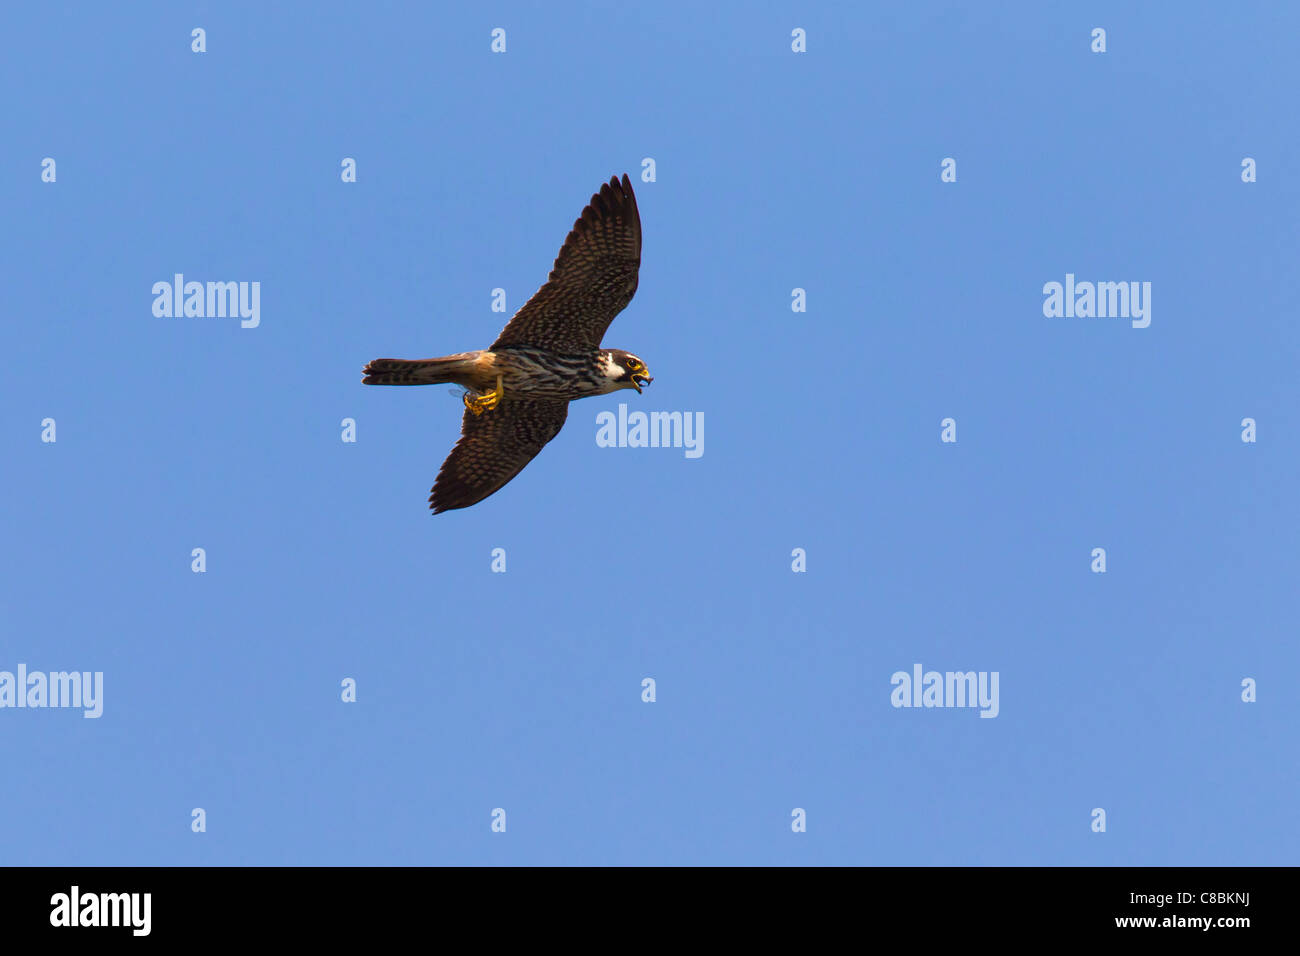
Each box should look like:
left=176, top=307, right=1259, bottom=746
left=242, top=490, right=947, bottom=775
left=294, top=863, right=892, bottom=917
left=429, top=400, right=570, bottom=513
left=490, top=174, right=642, bottom=354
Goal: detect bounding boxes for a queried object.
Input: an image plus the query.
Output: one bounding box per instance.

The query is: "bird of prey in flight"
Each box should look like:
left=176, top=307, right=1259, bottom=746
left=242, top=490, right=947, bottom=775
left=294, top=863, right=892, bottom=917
left=362, top=173, right=650, bottom=513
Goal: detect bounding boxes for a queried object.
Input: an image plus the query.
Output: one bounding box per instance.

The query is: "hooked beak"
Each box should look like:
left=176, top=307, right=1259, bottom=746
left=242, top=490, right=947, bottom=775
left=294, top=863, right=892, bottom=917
left=630, top=370, right=653, bottom=393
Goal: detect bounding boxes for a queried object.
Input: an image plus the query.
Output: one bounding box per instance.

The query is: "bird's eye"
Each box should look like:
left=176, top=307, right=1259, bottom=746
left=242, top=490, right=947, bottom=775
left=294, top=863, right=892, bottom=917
left=627, top=359, right=641, bottom=371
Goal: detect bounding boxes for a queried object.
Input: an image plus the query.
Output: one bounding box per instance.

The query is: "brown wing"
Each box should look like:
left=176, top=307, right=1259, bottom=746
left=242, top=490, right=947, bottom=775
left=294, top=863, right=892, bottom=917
left=490, top=174, right=642, bottom=354
left=429, top=399, right=570, bottom=513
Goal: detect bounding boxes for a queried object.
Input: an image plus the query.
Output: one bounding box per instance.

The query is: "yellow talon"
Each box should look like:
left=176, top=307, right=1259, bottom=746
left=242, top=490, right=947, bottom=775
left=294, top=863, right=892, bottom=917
left=463, top=374, right=504, bottom=416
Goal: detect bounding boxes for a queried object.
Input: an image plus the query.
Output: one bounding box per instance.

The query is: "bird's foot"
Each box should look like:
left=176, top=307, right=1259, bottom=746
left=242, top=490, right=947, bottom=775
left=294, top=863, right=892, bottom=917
left=463, top=375, right=504, bottom=416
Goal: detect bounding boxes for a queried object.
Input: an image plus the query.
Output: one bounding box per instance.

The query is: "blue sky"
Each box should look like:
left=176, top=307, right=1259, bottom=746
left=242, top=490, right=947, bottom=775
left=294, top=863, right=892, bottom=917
left=2, top=2, right=1297, bottom=865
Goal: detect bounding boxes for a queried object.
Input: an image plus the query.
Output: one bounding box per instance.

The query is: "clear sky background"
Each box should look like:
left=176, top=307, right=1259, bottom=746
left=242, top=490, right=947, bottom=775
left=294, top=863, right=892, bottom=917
left=2, top=2, right=1297, bottom=865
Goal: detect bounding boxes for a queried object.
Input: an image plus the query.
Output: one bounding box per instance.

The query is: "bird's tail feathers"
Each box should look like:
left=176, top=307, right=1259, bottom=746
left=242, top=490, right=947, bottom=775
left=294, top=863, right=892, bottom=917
left=362, top=355, right=476, bottom=386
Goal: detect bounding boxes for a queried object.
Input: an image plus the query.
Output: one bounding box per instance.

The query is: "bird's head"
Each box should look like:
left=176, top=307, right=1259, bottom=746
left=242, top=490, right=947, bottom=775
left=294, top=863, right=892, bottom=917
left=601, top=349, right=653, bottom=393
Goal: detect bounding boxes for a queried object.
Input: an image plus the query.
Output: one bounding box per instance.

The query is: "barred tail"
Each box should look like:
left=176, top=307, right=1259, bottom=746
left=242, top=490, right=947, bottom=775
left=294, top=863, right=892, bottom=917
left=362, top=356, right=471, bottom=386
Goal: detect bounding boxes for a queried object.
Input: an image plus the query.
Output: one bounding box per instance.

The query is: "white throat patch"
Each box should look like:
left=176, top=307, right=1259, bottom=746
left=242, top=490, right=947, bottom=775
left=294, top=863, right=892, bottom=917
left=599, top=352, right=623, bottom=380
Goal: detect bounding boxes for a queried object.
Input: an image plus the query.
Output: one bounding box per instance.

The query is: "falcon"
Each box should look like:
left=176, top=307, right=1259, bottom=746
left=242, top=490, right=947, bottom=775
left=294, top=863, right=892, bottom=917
left=362, top=173, right=651, bottom=513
